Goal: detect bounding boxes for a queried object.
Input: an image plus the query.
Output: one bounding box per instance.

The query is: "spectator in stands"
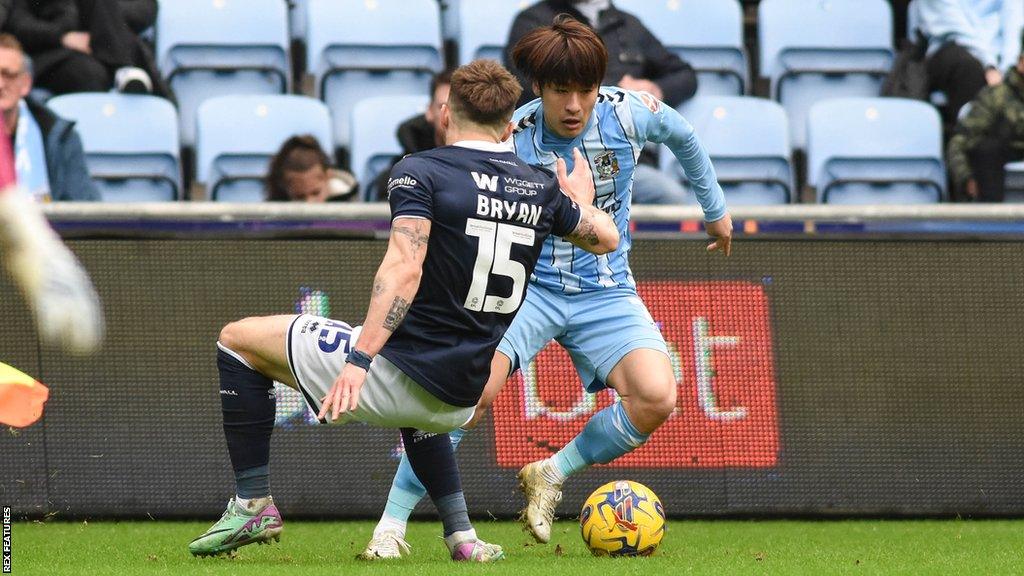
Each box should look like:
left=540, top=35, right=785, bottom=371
left=4, top=0, right=170, bottom=99
left=266, top=135, right=357, bottom=203
left=0, top=34, right=97, bottom=201
left=947, top=43, right=1024, bottom=203
left=504, top=0, right=697, bottom=204
left=371, top=70, right=451, bottom=200
left=916, top=0, right=1023, bottom=125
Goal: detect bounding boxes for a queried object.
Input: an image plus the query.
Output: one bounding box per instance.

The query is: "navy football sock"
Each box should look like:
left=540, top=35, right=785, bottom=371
left=400, top=428, right=473, bottom=537
left=218, top=344, right=275, bottom=499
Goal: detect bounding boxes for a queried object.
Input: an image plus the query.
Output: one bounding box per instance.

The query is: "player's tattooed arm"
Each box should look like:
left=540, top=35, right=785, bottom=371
left=391, top=220, right=431, bottom=258
left=382, top=296, right=410, bottom=331
left=566, top=209, right=601, bottom=247
left=354, top=217, right=433, bottom=356
left=564, top=204, right=619, bottom=255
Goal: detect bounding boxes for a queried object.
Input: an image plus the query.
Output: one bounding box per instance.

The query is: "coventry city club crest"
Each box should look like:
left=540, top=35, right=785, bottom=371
left=594, top=151, right=620, bottom=181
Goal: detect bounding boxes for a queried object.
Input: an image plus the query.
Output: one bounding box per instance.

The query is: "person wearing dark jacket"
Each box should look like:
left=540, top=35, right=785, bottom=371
left=0, top=1, right=11, bottom=29
left=0, top=33, right=97, bottom=200
left=947, top=49, right=1024, bottom=203
left=504, top=0, right=697, bottom=204
left=5, top=0, right=169, bottom=98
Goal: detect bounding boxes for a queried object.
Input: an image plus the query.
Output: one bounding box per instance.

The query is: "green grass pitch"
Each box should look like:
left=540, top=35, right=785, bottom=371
left=9, top=519, right=1023, bottom=575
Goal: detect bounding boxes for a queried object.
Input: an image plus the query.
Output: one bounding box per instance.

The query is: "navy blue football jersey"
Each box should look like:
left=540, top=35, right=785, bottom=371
left=378, top=141, right=582, bottom=407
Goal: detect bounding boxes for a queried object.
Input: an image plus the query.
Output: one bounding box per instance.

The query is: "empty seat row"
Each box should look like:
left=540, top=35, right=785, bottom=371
left=662, top=96, right=944, bottom=205
left=151, top=0, right=894, bottom=160
left=155, top=0, right=441, bottom=153
left=52, top=92, right=946, bottom=205
left=49, top=93, right=380, bottom=203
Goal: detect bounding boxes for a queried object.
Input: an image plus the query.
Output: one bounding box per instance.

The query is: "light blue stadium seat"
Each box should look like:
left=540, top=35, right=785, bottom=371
left=661, top=96, right=792, bottom=205
left=441, top=0, right=461, bottom=42
left=195, top=95, right=332, bottom=202
left=616, top=0, right=748, bottom=97
left=289, top=0, right=309, bottom=41
left=458, top=0, right=528, bottom=64
left=807, top=98, right=944, bottom=204
left=48, top=93, right=181, bottom=202
left=306, top=0, right=443, bottom=152
left=1004, top=162, right=1024, bottom=202
left=157, top=0, right=290, bottom=147
left=759, top=0, right=894, bottom=149
left=350, top=95, right=430, bottom=200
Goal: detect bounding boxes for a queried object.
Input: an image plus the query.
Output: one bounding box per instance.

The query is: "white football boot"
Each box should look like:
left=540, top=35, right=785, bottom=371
left=357, top=530, right=411, bottom=560
left=517, top=460, right=563, bottom=543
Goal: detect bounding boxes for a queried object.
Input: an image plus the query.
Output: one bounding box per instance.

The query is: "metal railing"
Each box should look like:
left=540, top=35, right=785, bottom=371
left=40, top=203, right=1024, bottom=223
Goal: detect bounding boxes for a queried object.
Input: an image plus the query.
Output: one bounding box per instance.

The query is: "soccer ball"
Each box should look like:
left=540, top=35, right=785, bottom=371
left=579, top=480, right=666, bottom=557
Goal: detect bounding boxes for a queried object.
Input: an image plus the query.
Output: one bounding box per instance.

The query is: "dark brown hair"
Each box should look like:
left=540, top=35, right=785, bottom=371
left=510, top=15, right=607, bottom=91
left=430, top=69, right=453, bottom=99
left=447, top=59, right=522, bottom=127
left=265, top=135, right=331, bottom=201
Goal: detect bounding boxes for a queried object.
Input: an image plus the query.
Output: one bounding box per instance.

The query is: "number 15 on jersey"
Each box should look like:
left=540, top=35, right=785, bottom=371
left=464, top=218, right=535, bottom=314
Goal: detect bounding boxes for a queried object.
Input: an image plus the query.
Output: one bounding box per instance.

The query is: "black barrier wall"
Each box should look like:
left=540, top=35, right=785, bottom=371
left=2, top=237, right=1023, bottom=518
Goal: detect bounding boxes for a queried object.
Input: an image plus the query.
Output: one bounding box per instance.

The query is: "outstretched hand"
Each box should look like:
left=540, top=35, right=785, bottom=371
left=705, top=214, right=733, bottom=256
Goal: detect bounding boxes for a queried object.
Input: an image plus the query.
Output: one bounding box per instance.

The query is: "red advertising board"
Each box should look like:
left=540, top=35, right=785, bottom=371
left=492, top=281, right=779, bottom=468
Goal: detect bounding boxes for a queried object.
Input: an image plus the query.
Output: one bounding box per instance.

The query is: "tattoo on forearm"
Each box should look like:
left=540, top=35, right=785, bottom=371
left=393, top=223, right=430, bottom=256
left=569, top=211, right=600, bottom=246
left=383, top=296, right=410, bottom=331
left=372, top=277, right=386, bottom=298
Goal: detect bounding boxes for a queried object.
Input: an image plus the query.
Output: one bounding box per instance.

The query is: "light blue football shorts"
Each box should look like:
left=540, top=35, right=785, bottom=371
left=496, top=283, right=669, bottom=392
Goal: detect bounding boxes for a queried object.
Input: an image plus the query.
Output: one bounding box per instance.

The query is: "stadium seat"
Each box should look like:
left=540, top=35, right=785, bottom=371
left=349, top=95, right=430, bottom=200
left=47, top=93, right=181, bottom=202
left=661, top=96, right=792, bottom=205
left=759, top=0, right=894, bottom=148
left=195, top=95, right=332, bottom=202
left=458, top=0, right=529, bottom=64
left=157, top=0, right=290, bottom=147
left=306, top=0, right=443, bottom=152
left=806, top=98, right=944, bottom=204
left=289, top=0, right=309, bottom=41
left=441, top=0, right=460, bottom=42
left=1004, top=162, right=1024, bottom=202
left=615, top=0, right=748, bottom=96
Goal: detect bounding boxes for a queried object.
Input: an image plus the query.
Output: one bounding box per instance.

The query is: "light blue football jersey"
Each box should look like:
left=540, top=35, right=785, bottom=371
left=512, top=87, right=727, bottom=294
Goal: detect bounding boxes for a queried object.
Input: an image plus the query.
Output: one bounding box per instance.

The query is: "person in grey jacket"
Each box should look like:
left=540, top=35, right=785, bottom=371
left=504, top=0, right=698, bottom=205
left=0, top=33, right=97, bottom=201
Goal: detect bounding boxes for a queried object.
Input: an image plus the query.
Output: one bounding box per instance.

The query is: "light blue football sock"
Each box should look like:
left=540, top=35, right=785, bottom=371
left=552, top=401, right=649, bottom=478
left=380, top=427, right=467, bottom=525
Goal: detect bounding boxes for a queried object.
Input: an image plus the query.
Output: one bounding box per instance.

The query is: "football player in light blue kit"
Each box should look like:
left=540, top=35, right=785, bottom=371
left=361, top=17, right=732, bottom=558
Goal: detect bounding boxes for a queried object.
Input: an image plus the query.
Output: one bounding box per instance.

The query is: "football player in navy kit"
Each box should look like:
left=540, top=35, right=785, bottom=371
left=188, top=59, right=619, bottom=562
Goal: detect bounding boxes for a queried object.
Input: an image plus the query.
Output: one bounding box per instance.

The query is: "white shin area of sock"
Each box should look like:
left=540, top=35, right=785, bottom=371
left=374, top=513, right=408, bottom=538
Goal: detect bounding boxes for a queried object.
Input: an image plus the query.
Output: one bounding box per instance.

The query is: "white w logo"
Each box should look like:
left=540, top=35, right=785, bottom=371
left=471, top=172, right=498, bottom=192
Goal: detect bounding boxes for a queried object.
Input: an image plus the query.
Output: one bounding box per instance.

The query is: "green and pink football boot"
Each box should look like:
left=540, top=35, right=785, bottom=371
left=189, top=497, right=283, bottom=557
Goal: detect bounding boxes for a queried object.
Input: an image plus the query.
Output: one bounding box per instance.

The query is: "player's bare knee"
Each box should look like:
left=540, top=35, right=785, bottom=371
left=642, top=379, right=677, bottom=425
left=218, top=318, right=254, bottom=355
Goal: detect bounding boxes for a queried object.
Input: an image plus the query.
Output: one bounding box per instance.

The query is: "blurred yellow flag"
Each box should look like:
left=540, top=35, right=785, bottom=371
left=0, top=362, right=49, bottom=427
